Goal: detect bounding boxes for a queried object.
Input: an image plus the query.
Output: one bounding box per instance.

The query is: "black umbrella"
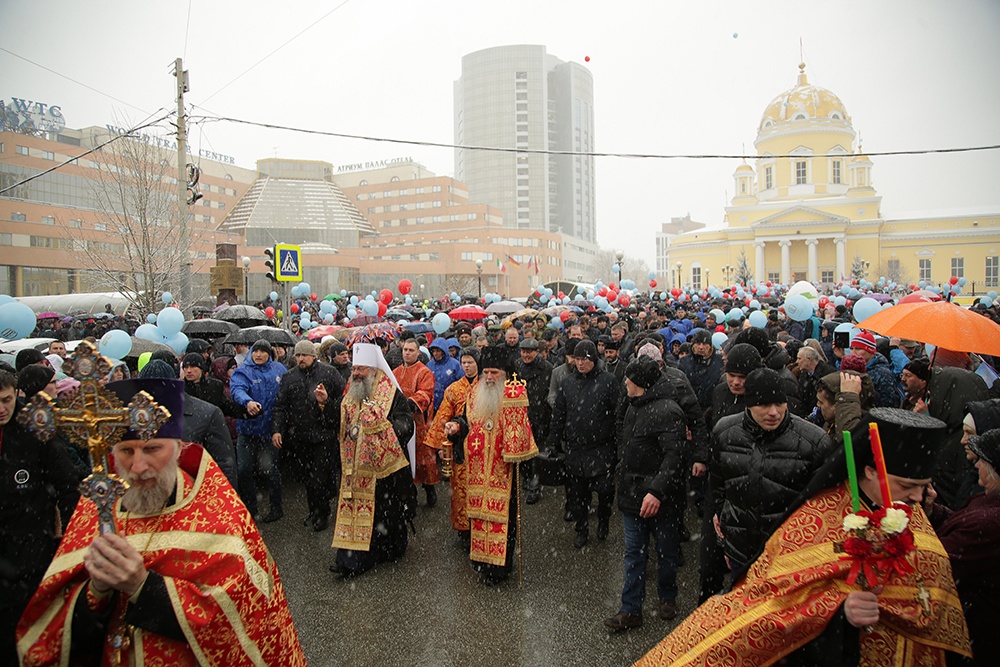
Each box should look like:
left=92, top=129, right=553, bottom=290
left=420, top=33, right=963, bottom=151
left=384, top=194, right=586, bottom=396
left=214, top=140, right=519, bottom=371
left=123, top=336, right=174, bottom=361
left=223, top=326, right=297, bottom=347
left=213, top=304, right=269, bottom=328
left=182, top=319, right=240, bottom=339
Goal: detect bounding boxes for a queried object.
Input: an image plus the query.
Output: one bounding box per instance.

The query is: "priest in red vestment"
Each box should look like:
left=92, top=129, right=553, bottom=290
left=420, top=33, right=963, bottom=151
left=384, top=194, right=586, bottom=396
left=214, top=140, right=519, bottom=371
left=446, top=347, right=537, bottom=585
left=393, top=338, right=438, bottom=506
left=17, top=378, right=306, bottom=667
left=635, top=408, right=971, bottom=667
left=429, top=347, right=479, bottom=543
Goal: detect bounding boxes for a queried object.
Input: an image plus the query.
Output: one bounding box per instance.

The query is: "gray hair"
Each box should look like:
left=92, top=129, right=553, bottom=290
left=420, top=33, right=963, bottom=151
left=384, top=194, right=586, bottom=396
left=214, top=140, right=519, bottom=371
left=798, top=346, right=820, bottom=362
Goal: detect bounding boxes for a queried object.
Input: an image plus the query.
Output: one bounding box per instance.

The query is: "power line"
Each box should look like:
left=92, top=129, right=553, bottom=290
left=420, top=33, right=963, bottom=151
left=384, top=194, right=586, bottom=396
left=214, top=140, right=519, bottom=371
left=0, top=47, right=152, bottom=115
left=199, top=0, right=353, bottom=106
left=189, top=112, right=1000, bottom=161
left=183, top=0, right=194, bottom=61
left=0, top=112, right=174, bottom=195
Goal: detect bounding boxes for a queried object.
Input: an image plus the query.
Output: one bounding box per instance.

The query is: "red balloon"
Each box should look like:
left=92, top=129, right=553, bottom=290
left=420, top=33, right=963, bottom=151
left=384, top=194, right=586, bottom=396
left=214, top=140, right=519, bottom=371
left=558, top=291, right=565, bottom=300
left=290, top=303, right=300, bottom=314
left=618, top=294, right=630, bottom=308
left=598, top=286, right=609, bottom=297
left=398, top=279, right=412, bottom=295
left=608, top=282, right=618, bottom=292
left=949, top=275, right=959, bottom=285
left=845, top=299, right=853, bottom=308
left=379, top=289, right=393, bottom=305
left=715, top=325, right=726, bottom=333
left=310, top=292, right=318, bottom=301
left=584, top=56, right=591, bottom=62
left=264, top=306, right=275, bottom=318
left=608, top=290, right=618, bottom=303
left=819, top=297, right=829, bottom=308
left=670, top=288, right=682, bottom=298
left=766, top=281, right=772, bottom=287
left=377, top=301, right=387, bottom=317
left=649, top=279, right=657, bottom=288
left=560, top=311, right=573, bottom=323
left=751, top=286, right=758, bottom=294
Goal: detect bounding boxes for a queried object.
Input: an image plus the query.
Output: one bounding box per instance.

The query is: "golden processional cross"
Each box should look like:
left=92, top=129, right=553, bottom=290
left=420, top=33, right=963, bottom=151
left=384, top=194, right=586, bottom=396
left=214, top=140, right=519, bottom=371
left=17, top=341, right=170, bottom=535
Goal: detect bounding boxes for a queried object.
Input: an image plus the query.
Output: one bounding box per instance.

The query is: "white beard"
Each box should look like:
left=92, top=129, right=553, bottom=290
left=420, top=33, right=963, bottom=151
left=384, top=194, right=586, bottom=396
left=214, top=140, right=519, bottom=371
left=469, top=377, right=504, bottom=423
left=121, top=451, right=179, bottom=515
left=347, top=373, right=375, bottom=403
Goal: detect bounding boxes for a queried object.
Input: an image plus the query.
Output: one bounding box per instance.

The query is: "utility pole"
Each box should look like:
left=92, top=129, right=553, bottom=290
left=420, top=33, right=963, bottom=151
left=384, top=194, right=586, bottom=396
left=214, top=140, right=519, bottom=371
left=174, top=58, right=191, bottom=310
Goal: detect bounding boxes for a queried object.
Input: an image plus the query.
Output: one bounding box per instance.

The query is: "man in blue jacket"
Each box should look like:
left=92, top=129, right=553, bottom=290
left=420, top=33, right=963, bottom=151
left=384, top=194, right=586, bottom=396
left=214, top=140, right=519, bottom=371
left=230, top=339, right=287, bottom=523
left=428, top=338, right=462, bottom=411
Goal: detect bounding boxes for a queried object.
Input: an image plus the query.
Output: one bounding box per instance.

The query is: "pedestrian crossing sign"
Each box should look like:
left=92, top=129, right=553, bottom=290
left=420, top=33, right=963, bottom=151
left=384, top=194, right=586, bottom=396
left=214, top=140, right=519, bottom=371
left=275, top=243, right=302, bottom=282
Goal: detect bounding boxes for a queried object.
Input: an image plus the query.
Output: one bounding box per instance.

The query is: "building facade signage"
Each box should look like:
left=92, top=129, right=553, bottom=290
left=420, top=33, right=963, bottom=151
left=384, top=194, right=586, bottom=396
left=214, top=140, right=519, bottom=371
left=105, top=124, right=236, bottom=165
left=1, top=97, right=66, bottom=134
left=335, top=156, right=413, bottom=173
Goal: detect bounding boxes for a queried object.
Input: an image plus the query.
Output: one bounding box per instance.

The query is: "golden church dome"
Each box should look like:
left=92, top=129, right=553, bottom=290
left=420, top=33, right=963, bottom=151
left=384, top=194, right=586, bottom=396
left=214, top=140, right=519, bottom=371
left=758, top=63, right=851, bottom=132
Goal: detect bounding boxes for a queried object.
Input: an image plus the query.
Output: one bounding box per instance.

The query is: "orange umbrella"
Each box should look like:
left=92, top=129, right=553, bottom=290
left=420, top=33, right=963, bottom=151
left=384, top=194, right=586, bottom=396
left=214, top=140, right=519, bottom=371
left=856, top=300, right=1000, bottom=356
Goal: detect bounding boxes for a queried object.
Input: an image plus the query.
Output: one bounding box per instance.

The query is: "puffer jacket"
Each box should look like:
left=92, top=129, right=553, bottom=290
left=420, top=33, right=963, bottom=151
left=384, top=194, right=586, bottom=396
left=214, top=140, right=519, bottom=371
left=548, top=365, right=622, bottom=477
left=272, top=360, right=345, bottom=444
left=712, top=410, right=834, bottom=572
left=427, top=339, right=463, bottom=410
left=230, top=355, right=287, bottom=437
left=616, top=378, right=687, bottom=517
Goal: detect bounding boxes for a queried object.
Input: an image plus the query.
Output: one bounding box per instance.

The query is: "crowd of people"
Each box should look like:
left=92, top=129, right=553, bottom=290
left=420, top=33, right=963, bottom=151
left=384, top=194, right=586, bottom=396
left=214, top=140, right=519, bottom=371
left=2, top=288, right=1000, bottom=665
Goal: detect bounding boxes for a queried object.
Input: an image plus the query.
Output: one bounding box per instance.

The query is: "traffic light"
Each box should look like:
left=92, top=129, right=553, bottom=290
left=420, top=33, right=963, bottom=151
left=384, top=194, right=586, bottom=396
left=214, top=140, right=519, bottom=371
left=185, top=162, right=203, bottom=205
left=264, top=246, right=278, bottom=283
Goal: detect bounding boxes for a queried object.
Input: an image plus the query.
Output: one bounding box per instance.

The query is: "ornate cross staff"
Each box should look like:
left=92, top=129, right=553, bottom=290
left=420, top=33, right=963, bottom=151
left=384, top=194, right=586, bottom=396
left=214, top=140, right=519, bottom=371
left=17, top=341, right=170, bottom=535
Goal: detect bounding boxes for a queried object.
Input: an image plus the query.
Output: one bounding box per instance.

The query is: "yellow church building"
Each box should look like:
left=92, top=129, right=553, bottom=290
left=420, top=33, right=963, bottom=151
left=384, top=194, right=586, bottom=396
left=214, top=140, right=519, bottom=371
left=662, top=63, right=1000, bottom=293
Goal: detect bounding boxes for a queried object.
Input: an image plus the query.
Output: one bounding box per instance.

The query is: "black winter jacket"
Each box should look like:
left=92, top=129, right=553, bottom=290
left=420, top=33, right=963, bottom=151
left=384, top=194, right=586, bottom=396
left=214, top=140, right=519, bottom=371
left=712, top=410, right=833, bottom=573
left=616, top=378, right=687, bottom=517
left=514, top=356, right=553, bottom=445
left=548, top=366, right=622, bottom=477
left=184, top=375, right=245, bottom=420
left=679, top=352, right=724, bottom=411
left=272, top=361, right=345, bottom=445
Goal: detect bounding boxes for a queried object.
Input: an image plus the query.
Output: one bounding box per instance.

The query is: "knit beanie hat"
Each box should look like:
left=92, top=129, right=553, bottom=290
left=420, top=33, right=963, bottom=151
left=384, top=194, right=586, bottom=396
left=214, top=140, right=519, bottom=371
left=903, top=358, right=931, bottom=382
left=690, top=329, right=713, bottom=346
left=840, top=353, right=868, bottom=374
left=725, top=343, right=762, bottom=375
left=625, top=357, right=661, bottom=389
left=17, top=364, right=55, bottom=398
left=330, top=341, right=348, bottom=356
left=294, top=340, right=317, bottom=357
left=744, top=368, right=787, bottom=407
left=574, top=340, right=598, bottom=362
left=850, top=331, right=877, bottom=353
left=250, top=339, right=273, bottom=358
left=181, top=352, right=205, bottom=370
left=15, top=348, right=46, bottom=372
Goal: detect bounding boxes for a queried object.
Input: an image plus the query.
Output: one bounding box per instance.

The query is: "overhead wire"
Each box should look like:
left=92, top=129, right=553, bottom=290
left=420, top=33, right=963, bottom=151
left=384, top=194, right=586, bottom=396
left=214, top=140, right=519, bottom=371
left=189, top=113, right=1000, bottom=161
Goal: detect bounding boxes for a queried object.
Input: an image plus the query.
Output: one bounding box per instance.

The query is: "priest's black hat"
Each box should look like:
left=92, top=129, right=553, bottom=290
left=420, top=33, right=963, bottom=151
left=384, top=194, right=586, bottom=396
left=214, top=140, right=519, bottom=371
left=856, top=407, right=947, bottom=480
left=107, top=377, right=185, bottom=440
left=479, top=346, right=512, bottom=374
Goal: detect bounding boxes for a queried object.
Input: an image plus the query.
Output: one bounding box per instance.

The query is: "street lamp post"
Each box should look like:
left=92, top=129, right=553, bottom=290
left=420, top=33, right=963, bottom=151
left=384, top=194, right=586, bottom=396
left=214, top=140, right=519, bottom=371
left=241, top=256, right=251, bottom=305
left=615, top=250, right=625, bottom=284
left=722, top=264, right=734, bottom=286
left=675, top=261, right=683, bottom=290
left=475, top=259, right=483, bottom=299
left=704, top=268, right=710, bottom=290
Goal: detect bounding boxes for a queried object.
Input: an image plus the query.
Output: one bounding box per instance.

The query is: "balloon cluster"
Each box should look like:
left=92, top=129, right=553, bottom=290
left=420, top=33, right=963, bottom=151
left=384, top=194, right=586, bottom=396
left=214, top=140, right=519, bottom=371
left=0, top=294, right=36, bottom=341
left=135, top=306, right=188, bottom=355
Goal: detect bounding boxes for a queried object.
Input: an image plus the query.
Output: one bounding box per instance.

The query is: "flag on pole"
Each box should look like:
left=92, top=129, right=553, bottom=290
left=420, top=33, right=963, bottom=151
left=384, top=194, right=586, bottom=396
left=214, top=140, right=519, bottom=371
left=496, top=258, right=506, bottom=274
left=973, top=354, right=1000, bottom=388
left=506, top=255, right=521, bottom=267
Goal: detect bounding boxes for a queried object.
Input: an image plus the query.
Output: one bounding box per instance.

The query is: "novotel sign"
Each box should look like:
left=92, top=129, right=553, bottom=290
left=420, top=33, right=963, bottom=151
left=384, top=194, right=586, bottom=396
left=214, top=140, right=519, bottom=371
left=335, top=156, right=413, bottom=173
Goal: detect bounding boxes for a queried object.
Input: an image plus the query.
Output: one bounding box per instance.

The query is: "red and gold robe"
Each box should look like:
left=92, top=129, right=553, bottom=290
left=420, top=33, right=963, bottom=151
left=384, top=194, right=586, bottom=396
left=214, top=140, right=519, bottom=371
left=429, top=375, right=475, bottom=531
left=635, top=483, right=971, bottom=667
left=464, top=381, right=538, bottom=566
left=333, top=369, right=409, bottom=552
left=393, top=361, right=437, bottom=485
left=17, top=445, right=306, bottom=667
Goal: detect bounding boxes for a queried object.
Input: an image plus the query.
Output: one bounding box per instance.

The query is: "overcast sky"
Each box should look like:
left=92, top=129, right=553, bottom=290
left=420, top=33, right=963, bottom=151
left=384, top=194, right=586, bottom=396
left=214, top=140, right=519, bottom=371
left=4, top=0, right=999, bottom=269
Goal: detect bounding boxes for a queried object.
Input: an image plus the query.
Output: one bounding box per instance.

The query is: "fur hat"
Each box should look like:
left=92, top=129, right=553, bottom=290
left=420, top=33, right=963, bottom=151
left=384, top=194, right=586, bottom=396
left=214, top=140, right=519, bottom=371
left=625, top=357, right=661, bottom=389
left=479, top=346, right=512, bottom=374
left=743, top=368, right=787, bottom=407
left=903, top=358, right=930, bottom=382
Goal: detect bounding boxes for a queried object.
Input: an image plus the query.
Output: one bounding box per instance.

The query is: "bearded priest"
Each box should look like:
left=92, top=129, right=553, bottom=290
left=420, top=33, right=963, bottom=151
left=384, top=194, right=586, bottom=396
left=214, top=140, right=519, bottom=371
left=445, top=346, right=538, bottom=585
left=17, top=377, right=306, bottom=667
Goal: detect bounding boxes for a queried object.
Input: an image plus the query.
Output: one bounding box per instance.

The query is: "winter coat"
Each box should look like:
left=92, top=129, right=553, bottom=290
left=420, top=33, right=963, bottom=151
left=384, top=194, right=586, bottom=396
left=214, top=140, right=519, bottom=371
left=182, top=394, right=237, bottom=488
left=548, top=365, right=622, bottom=477
left=712, top=410, right=834, bottom=572
left=230, top=355, right=287, bottom=437
left=272, top=360, right=345, bottom=445
left=427, top=340, right=463, bottom=410
left=798, top=361, right=837, bottom=408
left=184, top=374, right=244, bottom=421
left=864, top=353, right=901, bottom=409
left=662, top=365, right=710, bottom=463
left=679, top=351, right=725, bottom=411
left=816, top=371, right=875, bottom=444
left=514, top=356, right=553, bottom=445
left=926, top=367, right=989, bottom=508
left=616, top=378, right=687, bottom=517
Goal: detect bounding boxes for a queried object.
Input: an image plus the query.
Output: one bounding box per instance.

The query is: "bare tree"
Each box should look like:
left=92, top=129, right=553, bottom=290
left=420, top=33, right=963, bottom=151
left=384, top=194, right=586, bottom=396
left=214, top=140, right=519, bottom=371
left=593, top=248, right=651, bottom=287
left=876, top=261, right=911, bottom=286
left=62, top=128, right=209, bottom=319
left=850, top=254, right=871, bottom=283
left=735, top=248, right=753, bottom=285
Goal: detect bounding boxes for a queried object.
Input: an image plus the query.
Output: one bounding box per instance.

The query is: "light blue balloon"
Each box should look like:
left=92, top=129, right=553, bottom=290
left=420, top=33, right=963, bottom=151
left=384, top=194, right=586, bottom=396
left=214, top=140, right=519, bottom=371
left=299, top=283, right=311, bottom=296
left=540, top=294, right=550, bottom=304
left=451, top=292, right=459, bottom=301
left=432, top=312, right=451, bottom=334
left=660, top=292, right=668, bottom=301
left=882, top=302, right=894, bottom=310
left=350, top=296, right=359, bottom=305
left=958, top=277, right=967, bottom=287
left=99, top=329, right=132, bottom=360
left=361, top=300, right=379, bottom=316
left=834, top=322, right=855, bottom=335
left=290, top=285, right=301, bottom=298
left=749, top=299, right=761, bottom=310
left=340, top=289, right=347, bottom=297
left=0, top=302, right=37, bottom=341
left=0, top=294, right=14, bottom=306
left=833, top=295, right=847, bottom=307
left=727, top=308, right=743, bottom=322
left=757, top=286, right=769, bottom=297
left=161, top=292, right=173, bottom=305
left=270, top=291, right=279, bottom=302
left=164, top=331, right=189, bottom=355
left=711, top=332, right=728, bottom=349
left=549, top=318, right=564, bottom=330
left=918, top=281, right=927, bottom=289
left=405, top=296, right=412, bottom=305
left=784, top=294, right=814, bottom=322
left=156, top=307, right=184, bottom=336
left=611, top=264, right=620, bottom=274
left=748, top=311, right=768, bottom=328
left=989, top=291, right=998, bottom=300
left=980, top=297, right=994, bottom=307
left=710, top=309, right=726, bottom=323
left=648, top=271, right=656, bottom=281
left=146, top=313, right=157, bottom=324
left=134, top=323, right=159, bottom=341
left=852, top=297, right=882, bottom=324
left=365, top=295, right=374, bottom=302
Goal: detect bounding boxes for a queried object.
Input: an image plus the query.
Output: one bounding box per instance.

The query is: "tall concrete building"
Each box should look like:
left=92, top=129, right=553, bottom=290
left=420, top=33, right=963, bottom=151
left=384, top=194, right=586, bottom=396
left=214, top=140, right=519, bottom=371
left=454, top=45, right=596, bottom=244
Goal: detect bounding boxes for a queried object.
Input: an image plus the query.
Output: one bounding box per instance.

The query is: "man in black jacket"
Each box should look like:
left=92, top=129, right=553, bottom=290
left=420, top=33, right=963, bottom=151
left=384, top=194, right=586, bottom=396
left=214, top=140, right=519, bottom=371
left=548, top=340, right=622, bottom=548
left=272, top=340, right=345, bottom=531
left=605, top=358, right=687, bottom=632
left=513, top=338, right=552, bottom=505
left=182, top=353, right=244, bottom=421
left=678, top=329, right=724, bottom=412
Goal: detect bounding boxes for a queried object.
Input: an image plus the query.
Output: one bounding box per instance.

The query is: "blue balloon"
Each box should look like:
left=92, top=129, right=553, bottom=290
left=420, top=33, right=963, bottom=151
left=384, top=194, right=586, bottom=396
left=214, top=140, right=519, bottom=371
left=350, top=296, right=359, bottom=305
left=270, top=291, right=279, bottom=302
left=432, top=312, right=451, bottom=334
left=99, top=329, right=132, bottom=360
left=0, top=302, right=37, bottom=341
left=784, top=294, right=814, bottom=322
left=405, top=296, right=413, bottom=305
left=0, top=294, right=14, bottom=306
left=833, top=295, right=847, bottom=307
left=852, top=297, right=882, bottom=324
left=989, top=291, right=999, bottom=300
left=161, top=292, right=173, bottom=305
left=146, top=313, right=157, bottom=324
left=361, top=300, right=378, bottom=316
left=299, top=283, right=311, bottom=296
left=757, top=286, right=769, bottom=297
left=324, top=314, right=334, bottom=324
left=958, top=277, right=967, bottom=287
left=540, top=294, right=550, bottom=304
left=711, top=332, right=729, bottom=349
left=648, top=271, right=657, bottom=281
left=918, top=281, right=927, bottom=289
left=156, top=307, right=184, bottom=336
left=980, top=297, right=994, bottom=308
left=749, top=299, right=761, bottom=310
left=290, top=286, right=301, bottom=298
left=134, top=323, right=160, bottom=341
left=549, top=318, right=564, bottom=330
left=164, top=331, right=189, bottom=355
left=611, top=264, right=620, bottom=274
left=748, top=310, right=768, bottom=328
left=340, top=289, right=347, bottom=297
left=727, top=308, right=743, bottom=322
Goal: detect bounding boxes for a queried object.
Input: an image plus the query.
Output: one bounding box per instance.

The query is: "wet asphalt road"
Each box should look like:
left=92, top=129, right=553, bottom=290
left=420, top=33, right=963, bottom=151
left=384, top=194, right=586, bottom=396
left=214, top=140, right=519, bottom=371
left=259, top=475, right=704, bottom=667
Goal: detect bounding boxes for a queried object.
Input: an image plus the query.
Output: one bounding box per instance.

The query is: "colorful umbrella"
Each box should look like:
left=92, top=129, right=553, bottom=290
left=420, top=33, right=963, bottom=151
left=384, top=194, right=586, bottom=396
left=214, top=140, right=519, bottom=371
left=345, top=321, right=400, bottom=347
left=449, top=304, right=488, bottom=321
left=856, top=300, right=1000, bottom=356
left=307, top=324, right=343, bottom=341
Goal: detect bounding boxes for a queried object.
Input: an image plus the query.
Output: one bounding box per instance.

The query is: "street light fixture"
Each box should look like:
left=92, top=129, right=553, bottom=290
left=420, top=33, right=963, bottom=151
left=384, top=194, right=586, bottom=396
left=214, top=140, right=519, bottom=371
left=615, top=250, right=625, bottom=284
left=675, top=261, right=683, bottom=290
left=475, top=259, right=483, bottom=299
left=722, top=264, right=734, bottom=286
left=241, top=256, right=251, bottom=305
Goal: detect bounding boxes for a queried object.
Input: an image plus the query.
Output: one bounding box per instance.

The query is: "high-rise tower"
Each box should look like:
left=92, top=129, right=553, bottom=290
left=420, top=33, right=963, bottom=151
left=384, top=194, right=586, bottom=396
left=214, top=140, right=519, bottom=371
left=454, top=45, right=596, bottom=243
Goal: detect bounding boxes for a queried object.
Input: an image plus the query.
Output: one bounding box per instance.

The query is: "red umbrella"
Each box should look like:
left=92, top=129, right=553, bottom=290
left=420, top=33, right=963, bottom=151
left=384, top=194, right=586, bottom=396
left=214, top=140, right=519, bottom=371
left=307, top=325, right=343, bottom=341
left=898, top=289, right=942, bottom=304
left=449, top=304, right=488, bottom=321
